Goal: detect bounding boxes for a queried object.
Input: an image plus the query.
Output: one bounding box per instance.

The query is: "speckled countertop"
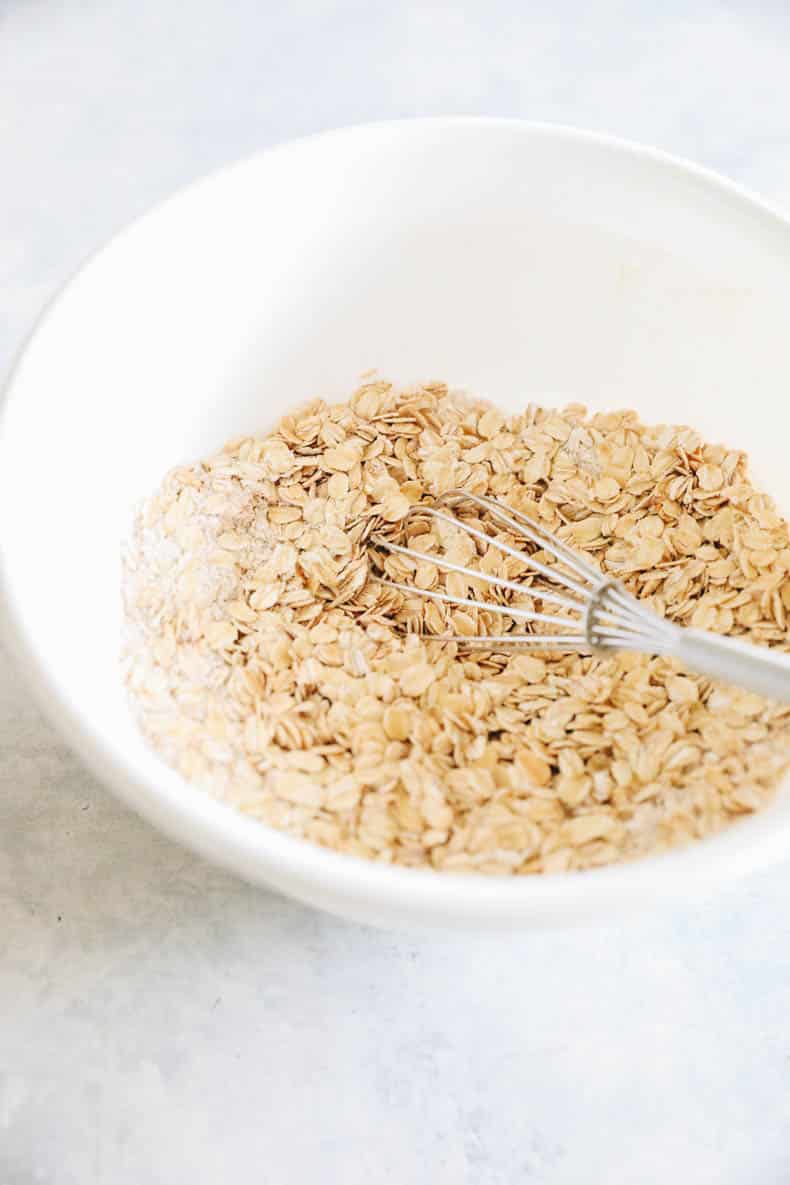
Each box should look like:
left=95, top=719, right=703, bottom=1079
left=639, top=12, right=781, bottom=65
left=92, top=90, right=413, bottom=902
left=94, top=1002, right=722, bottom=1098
left=3, top=3, right=790, bottom=1182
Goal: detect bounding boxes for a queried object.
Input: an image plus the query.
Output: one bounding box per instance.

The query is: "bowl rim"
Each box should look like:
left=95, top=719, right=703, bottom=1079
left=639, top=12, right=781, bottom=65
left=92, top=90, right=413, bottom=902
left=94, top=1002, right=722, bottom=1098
left=3, top=115, right=790, bottom=921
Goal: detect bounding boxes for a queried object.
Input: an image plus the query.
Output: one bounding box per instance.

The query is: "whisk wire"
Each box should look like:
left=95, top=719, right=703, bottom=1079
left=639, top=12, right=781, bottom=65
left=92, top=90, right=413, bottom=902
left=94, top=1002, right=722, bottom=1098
left=438, top=491, right=604, bottom=584
left=372, top=533, right=583, bottom=613
left=416, top=505, right=591, bottom=601
left=376, top=578, right=580, bottom=630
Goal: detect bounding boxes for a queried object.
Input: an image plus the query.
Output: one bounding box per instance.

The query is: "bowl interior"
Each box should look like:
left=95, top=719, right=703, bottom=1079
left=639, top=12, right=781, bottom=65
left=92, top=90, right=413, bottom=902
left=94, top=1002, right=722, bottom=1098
left=3, top=120, right=790, bottom=923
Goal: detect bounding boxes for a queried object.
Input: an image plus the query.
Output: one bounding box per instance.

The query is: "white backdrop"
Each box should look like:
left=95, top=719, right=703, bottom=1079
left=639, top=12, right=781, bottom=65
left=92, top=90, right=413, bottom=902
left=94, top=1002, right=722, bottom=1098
left=2, top=3, right=790, bottom=1182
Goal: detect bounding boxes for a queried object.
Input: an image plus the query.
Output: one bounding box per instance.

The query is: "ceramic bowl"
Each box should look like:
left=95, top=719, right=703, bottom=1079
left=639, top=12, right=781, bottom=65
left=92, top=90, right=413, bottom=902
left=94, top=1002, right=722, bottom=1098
left=3, top=119, right=790, bottom=929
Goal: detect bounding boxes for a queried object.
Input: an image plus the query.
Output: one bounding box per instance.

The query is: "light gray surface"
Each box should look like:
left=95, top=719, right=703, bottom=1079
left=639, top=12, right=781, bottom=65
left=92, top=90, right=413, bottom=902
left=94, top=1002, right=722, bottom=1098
left=3, top=2, right=790, bottom=1181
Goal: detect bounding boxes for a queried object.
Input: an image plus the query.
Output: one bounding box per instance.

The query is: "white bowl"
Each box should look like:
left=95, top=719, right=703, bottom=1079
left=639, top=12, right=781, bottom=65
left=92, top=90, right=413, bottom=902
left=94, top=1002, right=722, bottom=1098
left=3, top=118, right=790, bottom=931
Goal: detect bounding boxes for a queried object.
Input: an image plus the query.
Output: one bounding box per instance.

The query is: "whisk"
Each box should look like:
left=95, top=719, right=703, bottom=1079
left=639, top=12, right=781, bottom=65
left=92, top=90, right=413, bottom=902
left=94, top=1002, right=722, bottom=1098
left=370, top=490, right=790, bottom=703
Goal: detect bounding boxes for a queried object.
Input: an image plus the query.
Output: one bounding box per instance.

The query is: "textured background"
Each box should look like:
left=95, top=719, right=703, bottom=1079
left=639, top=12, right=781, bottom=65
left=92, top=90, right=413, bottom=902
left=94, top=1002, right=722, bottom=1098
left=3, top=2, right=790, bottom=1182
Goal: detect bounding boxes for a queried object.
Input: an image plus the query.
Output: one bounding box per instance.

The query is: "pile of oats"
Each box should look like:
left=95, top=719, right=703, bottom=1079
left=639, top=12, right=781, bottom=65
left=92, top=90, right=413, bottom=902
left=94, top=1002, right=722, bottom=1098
left=122, top=379, right=790, bottom=874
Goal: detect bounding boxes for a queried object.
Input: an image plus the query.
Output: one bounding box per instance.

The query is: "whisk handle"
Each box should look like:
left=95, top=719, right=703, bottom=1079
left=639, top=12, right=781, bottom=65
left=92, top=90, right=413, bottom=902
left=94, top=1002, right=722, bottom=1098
left=674, top=628, right=790, bottom=703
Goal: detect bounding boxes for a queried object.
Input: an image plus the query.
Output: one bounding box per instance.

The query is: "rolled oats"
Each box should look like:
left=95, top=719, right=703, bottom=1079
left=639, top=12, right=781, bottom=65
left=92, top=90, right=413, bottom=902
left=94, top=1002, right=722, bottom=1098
left=122, top=379, right=790, bottom=875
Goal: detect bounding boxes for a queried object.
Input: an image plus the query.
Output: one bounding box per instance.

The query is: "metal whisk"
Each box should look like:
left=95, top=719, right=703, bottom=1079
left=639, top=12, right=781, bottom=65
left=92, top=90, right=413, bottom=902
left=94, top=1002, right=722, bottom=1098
left=370, top=490, right=790, bottom=703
